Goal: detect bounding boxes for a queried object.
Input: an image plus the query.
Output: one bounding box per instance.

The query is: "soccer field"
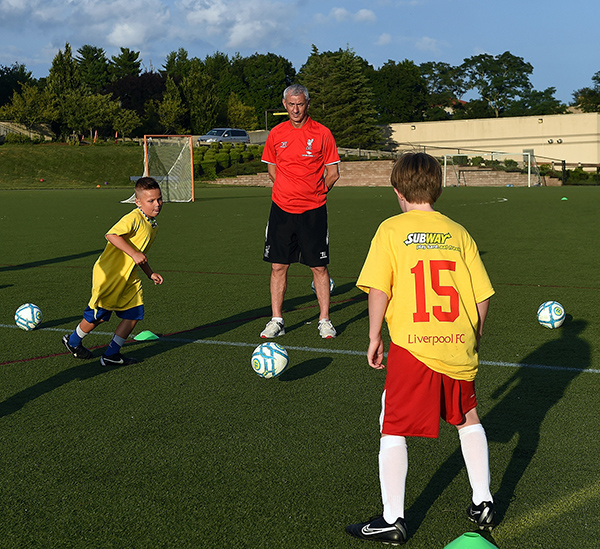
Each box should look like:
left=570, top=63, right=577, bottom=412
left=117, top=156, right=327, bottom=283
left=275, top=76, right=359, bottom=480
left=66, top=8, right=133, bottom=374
left=1, top=185, right=599, bottom=548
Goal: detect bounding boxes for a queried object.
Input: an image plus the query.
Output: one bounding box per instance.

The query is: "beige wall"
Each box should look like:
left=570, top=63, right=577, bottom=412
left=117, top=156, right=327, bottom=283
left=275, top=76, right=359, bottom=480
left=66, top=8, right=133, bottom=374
left=389, top=112, right=600, bottom=167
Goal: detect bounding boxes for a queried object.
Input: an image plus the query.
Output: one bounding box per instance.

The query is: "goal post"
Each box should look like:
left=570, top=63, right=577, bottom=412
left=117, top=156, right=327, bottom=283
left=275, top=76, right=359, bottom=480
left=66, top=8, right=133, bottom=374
left=122, top=135, right=195, bottom=203
left=442, top=151, right=537, bottom=187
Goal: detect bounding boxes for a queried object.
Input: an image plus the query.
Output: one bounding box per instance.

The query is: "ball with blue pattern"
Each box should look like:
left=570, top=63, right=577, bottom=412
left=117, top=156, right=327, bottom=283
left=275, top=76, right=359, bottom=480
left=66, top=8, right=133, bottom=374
left=311, top=277, right=335, bottom=295
left=251, top=342, right=289, bottom=378
left=537, top=301, right=565, bottom=329
left=15, top=303, right=43, bottom=331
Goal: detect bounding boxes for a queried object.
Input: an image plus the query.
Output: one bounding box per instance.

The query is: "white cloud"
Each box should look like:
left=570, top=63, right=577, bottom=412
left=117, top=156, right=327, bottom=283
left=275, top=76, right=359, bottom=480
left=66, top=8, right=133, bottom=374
left=415, top=36, right=441, bottom=54
left=316, top=7, right=376, bottom=24
left=376, top=33, right=392, bottom=46
left=180, top=0, right=292, bottom=49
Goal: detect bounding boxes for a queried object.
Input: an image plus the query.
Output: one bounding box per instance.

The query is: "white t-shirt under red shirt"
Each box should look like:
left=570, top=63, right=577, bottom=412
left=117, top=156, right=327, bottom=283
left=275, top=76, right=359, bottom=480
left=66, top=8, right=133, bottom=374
left=262, top=117, right=340, bottom=214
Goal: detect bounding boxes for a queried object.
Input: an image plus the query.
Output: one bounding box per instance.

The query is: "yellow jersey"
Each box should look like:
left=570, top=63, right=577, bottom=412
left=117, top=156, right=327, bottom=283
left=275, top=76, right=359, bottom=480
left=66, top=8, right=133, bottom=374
left=357, top=210, right=494, bottom=381
left=88, top=208, right=158, bottom=312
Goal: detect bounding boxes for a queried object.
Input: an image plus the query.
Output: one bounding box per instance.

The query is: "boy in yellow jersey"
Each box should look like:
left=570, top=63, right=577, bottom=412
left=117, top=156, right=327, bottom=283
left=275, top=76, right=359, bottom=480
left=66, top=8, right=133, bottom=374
left=62, top=177, right=163, bottom=366
left=346, top=153, right=495, bottom=545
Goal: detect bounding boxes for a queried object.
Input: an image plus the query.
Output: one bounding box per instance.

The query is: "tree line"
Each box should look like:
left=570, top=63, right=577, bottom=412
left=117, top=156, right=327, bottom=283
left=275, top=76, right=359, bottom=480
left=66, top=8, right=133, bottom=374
left=0, top=44, right=597, bottom=148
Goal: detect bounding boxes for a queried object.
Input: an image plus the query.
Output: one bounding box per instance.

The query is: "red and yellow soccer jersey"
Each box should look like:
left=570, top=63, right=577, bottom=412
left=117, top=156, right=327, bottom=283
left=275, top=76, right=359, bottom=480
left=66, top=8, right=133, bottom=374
left=89, top=208, right=158, bottom=312
left=357, top=210, right=494, bottom=381
left=262, top=117, right=340, bottom=214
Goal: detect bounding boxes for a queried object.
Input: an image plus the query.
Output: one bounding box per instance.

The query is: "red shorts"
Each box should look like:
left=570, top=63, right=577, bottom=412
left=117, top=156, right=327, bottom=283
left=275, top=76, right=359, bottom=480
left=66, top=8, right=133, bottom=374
left=380, top=343, right=477, bottom=438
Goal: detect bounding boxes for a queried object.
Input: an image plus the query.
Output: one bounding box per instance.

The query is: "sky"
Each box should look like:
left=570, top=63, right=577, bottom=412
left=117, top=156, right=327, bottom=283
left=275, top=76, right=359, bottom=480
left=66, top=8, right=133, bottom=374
left=1, top=0, right=598, bottom=104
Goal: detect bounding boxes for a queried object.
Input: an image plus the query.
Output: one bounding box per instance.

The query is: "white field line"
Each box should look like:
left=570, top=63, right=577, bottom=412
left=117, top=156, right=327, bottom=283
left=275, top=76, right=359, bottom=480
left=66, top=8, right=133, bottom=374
left=3, top=324, right=599, bottom=374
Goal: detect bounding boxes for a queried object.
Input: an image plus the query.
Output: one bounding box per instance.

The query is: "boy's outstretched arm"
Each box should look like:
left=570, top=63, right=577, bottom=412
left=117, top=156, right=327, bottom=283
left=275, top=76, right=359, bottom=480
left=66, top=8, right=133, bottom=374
left=367, top=288, right=389, bottom=370
left=106, top=234, right=163, bottom=285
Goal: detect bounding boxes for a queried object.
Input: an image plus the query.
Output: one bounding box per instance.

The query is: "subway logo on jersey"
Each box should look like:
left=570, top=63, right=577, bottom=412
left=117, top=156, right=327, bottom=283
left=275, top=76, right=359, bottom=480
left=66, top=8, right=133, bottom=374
left=404, top=232, right=452, bottom=246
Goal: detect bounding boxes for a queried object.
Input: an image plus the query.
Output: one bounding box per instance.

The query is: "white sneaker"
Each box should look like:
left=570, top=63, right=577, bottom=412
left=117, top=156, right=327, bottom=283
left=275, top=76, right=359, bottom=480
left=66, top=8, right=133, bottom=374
left=260, top=319, right=285, bottom=338
left=318, top=319, right=337, bottom=339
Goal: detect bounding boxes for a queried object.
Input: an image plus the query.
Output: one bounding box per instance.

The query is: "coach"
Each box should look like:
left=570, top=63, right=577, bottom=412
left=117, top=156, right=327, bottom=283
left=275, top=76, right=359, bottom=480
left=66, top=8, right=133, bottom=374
left=260, top=84, right=340, bottom=340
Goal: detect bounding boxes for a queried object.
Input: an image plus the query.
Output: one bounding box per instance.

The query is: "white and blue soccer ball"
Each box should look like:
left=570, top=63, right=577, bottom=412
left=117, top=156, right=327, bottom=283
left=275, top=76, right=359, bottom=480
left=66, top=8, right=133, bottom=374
left=311, top=277, right=335, bottom=295
left=537, top=301, right=565, bottom=329
left=251, top=342, right=289, bottom=378
left=15, top=303, right=43, bottom=331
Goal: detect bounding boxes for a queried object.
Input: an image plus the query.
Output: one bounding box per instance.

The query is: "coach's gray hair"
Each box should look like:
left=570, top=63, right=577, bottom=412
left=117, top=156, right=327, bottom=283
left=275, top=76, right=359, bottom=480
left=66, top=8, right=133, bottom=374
left=283, top=84, right=309, bottom=101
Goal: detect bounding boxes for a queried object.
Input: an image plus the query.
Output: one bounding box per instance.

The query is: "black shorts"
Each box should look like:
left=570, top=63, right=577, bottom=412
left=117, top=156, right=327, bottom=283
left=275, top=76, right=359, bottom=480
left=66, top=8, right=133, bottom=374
left=263, top=202, right=330, bottom=267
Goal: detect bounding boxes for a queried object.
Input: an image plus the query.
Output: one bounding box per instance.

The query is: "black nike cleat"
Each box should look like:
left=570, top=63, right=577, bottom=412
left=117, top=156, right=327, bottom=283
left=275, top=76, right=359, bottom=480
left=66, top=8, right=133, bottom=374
left=467, top=500, right=496, bottom=531
left=62, top=335, right=93, bottom=360
left=346, top=515, right=407, bottom=545
left=100, top=353, right=138, bottom=367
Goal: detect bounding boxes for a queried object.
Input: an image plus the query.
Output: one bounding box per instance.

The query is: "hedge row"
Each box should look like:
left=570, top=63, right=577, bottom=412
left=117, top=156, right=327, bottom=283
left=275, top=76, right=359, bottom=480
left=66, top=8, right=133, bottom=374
left=194, top=143, right=265, bottom=180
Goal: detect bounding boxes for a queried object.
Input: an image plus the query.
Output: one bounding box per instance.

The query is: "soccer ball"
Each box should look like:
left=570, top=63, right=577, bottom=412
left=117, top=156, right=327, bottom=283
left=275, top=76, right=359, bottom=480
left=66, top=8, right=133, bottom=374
left=311, top=277, right=335, bottom=295
left=537, top=301, right=565, bottom=329
left=15, top=303, right=43, bottom=331
left=251, top=342, right=289, bottom=378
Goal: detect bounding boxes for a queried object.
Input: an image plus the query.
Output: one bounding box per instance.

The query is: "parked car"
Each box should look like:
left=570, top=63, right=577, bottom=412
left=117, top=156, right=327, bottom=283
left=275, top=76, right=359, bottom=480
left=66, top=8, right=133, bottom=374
left=197, top=128, right=250, bottom=144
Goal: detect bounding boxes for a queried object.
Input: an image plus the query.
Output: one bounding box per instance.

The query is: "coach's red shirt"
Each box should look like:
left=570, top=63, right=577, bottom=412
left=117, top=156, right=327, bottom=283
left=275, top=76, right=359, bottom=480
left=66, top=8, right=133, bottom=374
left=262, top=117, right=340, bottom=214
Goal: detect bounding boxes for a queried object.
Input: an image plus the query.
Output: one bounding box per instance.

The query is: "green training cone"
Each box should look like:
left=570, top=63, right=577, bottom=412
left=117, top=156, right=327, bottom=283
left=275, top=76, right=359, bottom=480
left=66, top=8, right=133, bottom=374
left=443, top=532, right=498, bottom=549
left=133, top=330, right=159, bottom=341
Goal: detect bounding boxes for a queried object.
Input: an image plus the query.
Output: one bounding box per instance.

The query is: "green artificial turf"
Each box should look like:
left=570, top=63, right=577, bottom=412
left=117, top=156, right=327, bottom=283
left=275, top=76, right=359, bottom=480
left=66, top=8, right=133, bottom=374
left=0, top=185, right=599, bottom=548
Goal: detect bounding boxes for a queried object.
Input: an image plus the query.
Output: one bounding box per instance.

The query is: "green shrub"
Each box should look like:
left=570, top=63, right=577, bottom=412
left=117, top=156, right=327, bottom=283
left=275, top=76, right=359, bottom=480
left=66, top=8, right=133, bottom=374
left=3, top=133, right=42, bottom=145
left=471, top=156, right=484, bottom=166
left=216, top=152, right=230, bottom=170
left=198, top=160, right=217, bottom=180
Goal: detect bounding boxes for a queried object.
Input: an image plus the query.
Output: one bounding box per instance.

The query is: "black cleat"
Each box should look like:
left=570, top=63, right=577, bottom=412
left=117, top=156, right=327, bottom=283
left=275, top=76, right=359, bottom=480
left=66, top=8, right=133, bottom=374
left=100, top=353, right=138, bottom=367
left=467, top=500, right=495, bottom=531
left=62, top=335, right=93, bottom=360
left=346, top=515, right=407, bottom=545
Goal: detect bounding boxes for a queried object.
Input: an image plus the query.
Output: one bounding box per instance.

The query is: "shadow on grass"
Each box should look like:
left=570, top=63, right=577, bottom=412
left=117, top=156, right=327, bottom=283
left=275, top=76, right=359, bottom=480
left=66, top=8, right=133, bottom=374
left=279, top=357, right=333, bottom=381
left=0, top=249, right=103, bottom=273
left=131, top=281, right=364, bottom=365
left=404, top=316, right=590, bottom=541
left=0, top=361, right=113, bottom=419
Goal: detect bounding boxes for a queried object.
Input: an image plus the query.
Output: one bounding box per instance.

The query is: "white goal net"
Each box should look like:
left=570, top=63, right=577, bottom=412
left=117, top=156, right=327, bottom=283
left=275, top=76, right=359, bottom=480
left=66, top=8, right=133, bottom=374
left=122, top=135, right=194, bottom=203
left=442, top=151, right=540, bottom=187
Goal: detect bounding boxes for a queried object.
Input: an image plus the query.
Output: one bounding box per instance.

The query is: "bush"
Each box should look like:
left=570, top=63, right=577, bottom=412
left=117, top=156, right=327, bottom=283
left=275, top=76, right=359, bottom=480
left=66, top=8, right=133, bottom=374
left=503, top=159, right=519, bottom=171
left=471, top=156, right=484, bottom=166
left=215, top=152, right=230, bottom=170
left=3, top=133, right=43, bottom=145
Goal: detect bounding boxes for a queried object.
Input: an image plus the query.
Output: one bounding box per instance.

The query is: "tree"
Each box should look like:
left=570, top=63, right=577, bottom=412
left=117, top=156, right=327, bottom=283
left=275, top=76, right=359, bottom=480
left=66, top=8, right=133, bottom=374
left=163, top=48, right=192, bottom=82
left=419, top=61, right=467, bottom=120
left=504, top=87, right=567, bottom=116
left=461, top=51, right=533, bottom=117
left=0, top=83, right=58, bottom=130
left=113, top=108, right=141, bottom=139
left=109, top=48, right=142, bottom=81
left=236, top=53, right=296, bottom=129
left=180, top=59, right=219, bottom=134
left=0, top=63, right=34, bottom=107
left=299, top=46, right=381, bottom=148
left=158, top=76, right=188, bottom=134
left=368, top=59, right=429, bottom=123
left=573, top=71, right=600, bottom=112
left=227, top=92, right=258, bottom=129
left=76, top=45, right=110, bottom=93
left=47, top=43, right=82, bottom=97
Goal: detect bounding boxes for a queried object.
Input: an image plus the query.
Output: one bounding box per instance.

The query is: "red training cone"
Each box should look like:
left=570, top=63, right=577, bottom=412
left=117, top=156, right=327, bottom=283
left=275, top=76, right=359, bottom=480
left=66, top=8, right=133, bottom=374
left=444, top=532, right=498, bottom=549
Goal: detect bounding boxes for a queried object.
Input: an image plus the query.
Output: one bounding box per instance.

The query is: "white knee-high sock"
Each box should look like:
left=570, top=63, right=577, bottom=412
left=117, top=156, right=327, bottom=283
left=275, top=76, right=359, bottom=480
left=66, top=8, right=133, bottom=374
left=379, top=435, right=408, bottom=524
left=459, top=423, right=493, bottom=505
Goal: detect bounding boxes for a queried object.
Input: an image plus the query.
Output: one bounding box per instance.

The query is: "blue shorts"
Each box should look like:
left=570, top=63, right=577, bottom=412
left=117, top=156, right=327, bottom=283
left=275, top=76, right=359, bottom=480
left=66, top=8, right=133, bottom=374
left=83, top=305, right=144, bottom=323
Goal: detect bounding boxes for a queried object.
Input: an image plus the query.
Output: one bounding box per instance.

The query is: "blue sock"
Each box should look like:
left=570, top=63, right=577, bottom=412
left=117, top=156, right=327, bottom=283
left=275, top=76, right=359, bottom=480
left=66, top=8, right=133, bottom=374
left=105, top=335, right=126, bottom=357
left=68, top=324, right=87, bottom=347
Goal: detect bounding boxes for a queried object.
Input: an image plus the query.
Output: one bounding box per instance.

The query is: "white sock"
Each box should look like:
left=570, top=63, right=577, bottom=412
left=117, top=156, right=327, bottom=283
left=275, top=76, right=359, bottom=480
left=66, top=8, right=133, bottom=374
left=76, top=324, right=88, bottom=339
left=459, top=423, right=493, bottom=505
left=272, top=317, right=283, bottom=324
left=379, top=435, right=408, bottom=524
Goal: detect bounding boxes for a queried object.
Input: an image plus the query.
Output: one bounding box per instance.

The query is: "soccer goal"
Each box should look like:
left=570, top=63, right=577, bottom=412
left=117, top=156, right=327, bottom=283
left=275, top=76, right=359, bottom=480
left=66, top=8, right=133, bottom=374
left=123, top=135, right=195, bottom=203
left=442, top=151, right=540, bottom=187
